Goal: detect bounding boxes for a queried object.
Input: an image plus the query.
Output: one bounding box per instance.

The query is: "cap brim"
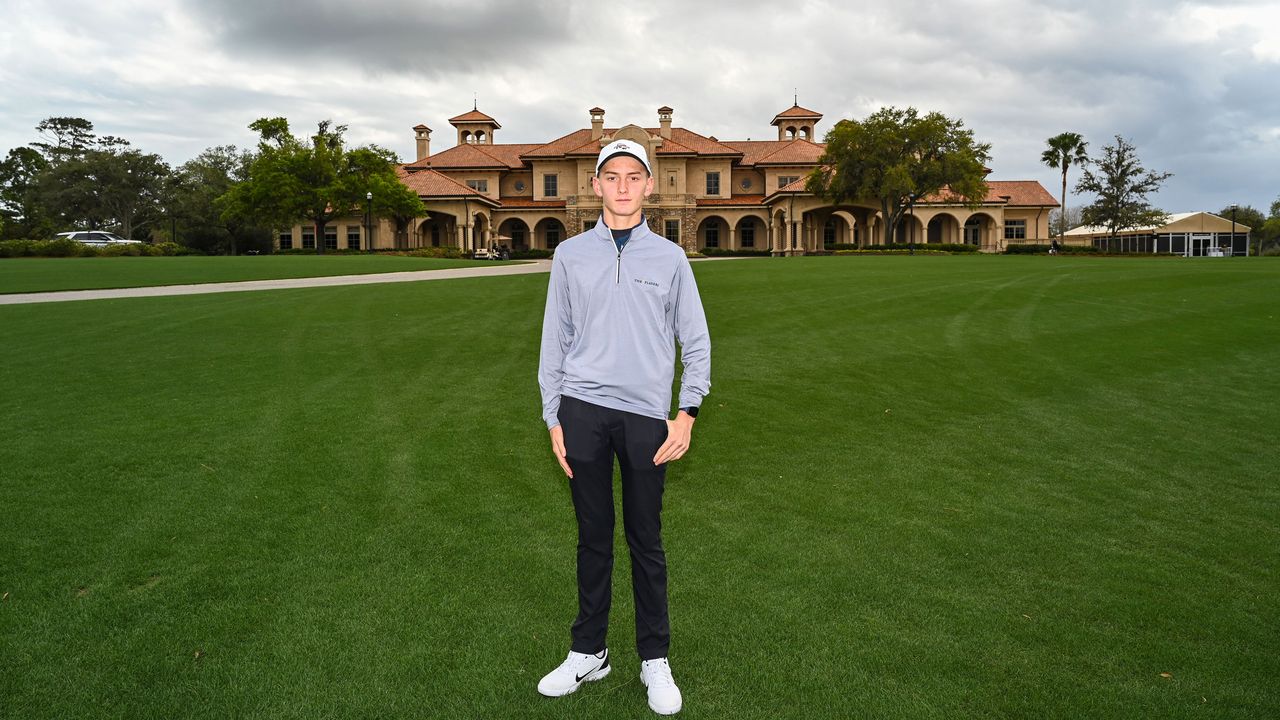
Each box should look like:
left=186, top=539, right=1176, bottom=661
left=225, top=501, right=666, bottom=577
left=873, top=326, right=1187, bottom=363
left=596, top=152, right=651, bottom=174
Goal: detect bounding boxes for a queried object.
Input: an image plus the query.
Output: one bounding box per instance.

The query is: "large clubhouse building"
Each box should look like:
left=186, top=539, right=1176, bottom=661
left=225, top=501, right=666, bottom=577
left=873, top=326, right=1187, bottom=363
left=276, top=104, right=1058, bottom=255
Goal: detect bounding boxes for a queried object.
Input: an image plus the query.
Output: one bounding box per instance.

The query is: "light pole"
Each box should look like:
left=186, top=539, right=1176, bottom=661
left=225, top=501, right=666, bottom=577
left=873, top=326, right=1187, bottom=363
left=907, top=193, right=917, bottom=255
left=365, top=191, right=373, bottom=252
left=1229, top=203, right=1239, bottom=257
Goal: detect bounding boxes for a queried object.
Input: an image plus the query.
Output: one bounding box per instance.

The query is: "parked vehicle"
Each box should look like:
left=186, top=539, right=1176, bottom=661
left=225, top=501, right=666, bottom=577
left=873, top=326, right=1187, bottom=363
left=56, top=231, right=142, bottom=246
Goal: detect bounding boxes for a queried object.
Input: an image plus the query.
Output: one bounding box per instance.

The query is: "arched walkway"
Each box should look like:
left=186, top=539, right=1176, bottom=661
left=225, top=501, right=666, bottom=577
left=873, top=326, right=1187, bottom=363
left=962, top=212, right=999, bottom=250
left=535, top=217, right=567, bottom=250
left=697, top=215, right=729, bottom=250
left=927, top=213, right=962, bottom=244
left=418, top=212, right=456, bottom=248
left=497, top=218, right=531, bottom=252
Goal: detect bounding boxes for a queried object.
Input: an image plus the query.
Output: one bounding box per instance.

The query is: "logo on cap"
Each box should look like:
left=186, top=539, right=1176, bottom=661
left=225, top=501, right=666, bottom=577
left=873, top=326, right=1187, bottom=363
left=596, top=139, right=652, bottom=175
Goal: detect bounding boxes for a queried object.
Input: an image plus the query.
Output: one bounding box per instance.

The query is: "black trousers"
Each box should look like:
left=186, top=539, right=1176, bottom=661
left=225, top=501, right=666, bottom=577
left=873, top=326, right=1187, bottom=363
left=557, top=394, right=671, bottom=661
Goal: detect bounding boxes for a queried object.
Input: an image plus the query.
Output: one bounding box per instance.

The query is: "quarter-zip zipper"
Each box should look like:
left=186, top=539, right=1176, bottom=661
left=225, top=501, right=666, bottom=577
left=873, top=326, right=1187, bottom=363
left=616, top=244, right=622, bottom=284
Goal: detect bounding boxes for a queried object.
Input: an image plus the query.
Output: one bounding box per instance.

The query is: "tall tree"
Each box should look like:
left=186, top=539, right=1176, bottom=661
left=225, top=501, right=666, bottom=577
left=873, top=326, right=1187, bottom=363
left=0, top=146, right=53, bottom=239
left=1041, top=132, right=1089, bottom=241
left=1075, top=136, right=1172, bottom=249
left=807, top=106, right=991, bottom=246
left=165, top=145, right=271, bottom=254
left=220, top=118, right=423, bottom=254
left=40, top=147, right=168, bottom=238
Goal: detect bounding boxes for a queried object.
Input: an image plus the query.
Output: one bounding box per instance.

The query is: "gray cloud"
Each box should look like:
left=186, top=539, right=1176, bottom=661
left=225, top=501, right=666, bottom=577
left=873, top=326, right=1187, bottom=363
left=1, top=0, right=1276, bottom=214
left=185, top=0, right=577, bottom=77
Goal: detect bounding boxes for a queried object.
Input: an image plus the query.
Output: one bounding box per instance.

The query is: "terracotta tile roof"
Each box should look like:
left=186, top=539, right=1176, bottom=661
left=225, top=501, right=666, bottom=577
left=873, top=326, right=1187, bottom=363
left=919, top=181, right=1058, bottom=206
left=524, top=127, right=743, bottom=160
left=407, top=142, right=542, bottom=170
left=413, top=123, right=431, bottom=131
left=448, top=109, right=501, bottom=127
left=776, top=176, right=810, bottom=193
left=523, top=129, right=596, bottom=158
left=497, top=198, right=566, bottom=208
left=985, top=180, right=1058, bottom=206
left=665, top=128, right=741, bottom=156
left=396, top=165, right=497, bottom=204
left=723, top=139, right=825, bottom=166
left=771, top=104, right=823, bottom=123
left=697, top=195, right=766, bottom=206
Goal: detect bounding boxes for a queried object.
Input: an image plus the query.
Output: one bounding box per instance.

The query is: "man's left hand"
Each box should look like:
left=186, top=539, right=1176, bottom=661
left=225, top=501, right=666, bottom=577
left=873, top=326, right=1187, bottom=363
left=653, top=411, right=695, bottom=465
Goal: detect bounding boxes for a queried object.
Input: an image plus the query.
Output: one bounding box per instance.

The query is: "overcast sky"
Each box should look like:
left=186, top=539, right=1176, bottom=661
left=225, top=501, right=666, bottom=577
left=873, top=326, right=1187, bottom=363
left=2, top=0, right=1277, bottom=215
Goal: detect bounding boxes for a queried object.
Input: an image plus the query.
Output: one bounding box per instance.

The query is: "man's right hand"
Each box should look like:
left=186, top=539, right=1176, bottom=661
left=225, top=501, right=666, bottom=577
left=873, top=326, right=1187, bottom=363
left=549, top=425, right=574, bottom=479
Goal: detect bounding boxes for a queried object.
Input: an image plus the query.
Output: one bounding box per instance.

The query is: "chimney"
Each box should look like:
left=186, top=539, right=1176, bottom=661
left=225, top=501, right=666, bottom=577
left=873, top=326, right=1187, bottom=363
left=657, top=106, right=673, bottom=139
left=413, top=124, right=432, bottom=161
left=590, top=107, right=605, bottom=141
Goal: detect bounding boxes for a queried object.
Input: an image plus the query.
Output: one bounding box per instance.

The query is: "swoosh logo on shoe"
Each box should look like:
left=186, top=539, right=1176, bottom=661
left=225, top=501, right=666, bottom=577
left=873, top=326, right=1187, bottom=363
left=576, top=651, right=607, bottom=682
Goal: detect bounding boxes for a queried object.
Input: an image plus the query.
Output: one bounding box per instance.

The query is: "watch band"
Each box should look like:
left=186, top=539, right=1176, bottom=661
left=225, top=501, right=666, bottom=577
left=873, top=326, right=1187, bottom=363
left=679, top=406, right=699, bottom=418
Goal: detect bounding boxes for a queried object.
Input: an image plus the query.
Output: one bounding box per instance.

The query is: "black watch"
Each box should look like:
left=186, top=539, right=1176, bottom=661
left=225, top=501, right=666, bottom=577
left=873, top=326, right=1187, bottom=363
left=679, top=406, right=699, bottom=418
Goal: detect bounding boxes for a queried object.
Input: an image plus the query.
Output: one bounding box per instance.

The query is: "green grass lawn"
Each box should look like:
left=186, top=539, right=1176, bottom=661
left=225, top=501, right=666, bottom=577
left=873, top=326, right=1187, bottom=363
left=1, top=256, right=1276, bottom=719
left=0, top=254, right=519, bottom=294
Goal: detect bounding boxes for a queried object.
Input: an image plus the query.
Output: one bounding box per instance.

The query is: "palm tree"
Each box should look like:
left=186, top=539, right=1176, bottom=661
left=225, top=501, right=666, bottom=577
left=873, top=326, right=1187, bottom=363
left=1041, top=132, right=1089, bottom=240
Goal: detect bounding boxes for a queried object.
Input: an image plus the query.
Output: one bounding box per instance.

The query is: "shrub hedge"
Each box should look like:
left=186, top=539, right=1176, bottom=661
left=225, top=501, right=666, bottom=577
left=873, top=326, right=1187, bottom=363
left=1004, top=244, right=1098, bottom=255
left=829, top=242, right=978, bottom=253
left=0, top=239, right=194, bottom=258
left=699, top=247, right=772, bottom=257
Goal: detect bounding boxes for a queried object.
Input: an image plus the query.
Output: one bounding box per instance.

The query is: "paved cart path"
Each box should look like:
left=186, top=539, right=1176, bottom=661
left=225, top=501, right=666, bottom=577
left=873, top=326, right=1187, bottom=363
left=0, top=256, right=750, bottom=306
left=0, top=260, right=555, bottom=305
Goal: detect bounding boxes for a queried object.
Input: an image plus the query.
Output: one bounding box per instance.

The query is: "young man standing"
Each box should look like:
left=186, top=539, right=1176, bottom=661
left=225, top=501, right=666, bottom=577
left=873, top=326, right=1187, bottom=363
left=536, top=139, right=711, bottom=715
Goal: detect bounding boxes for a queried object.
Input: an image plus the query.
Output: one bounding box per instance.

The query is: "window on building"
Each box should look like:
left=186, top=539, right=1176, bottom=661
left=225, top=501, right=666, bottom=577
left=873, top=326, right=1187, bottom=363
left=778, top=175, right=799, bottom=189
left=741, top=223, right=755, bottom=248
left=664, top=220, right=680, bottom=243
left=431, top=226, right=440, bottom=247
left=302, top=228, right=316, bottom=249
left=824, top=219, right=836, bottom=247
left=324, top=225, right=338, bottom=250
left=544, top=174, right=558, bottom=197
left=466, top=179, right=488, bottom=193
left=511, top=227, right=525, bottom=249
left=704, top=223, right=720, bottom=248
left=546, top=227, right=560, bottom=249
left=278, top=232, right=293, bottom=250
left=706, top=171, right=720, bottom=196
left=1004, top=219, right=1027, bottom=240
left=347, top=227, right=361, bottom=250
left=583, top=221, right=593, bottom=234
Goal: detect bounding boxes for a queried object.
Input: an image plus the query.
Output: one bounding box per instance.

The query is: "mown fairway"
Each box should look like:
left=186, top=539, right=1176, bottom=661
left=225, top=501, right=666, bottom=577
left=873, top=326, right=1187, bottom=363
left=1, top=256, right=1276, bottom=719
left=0, top=255, right=513, bottom=294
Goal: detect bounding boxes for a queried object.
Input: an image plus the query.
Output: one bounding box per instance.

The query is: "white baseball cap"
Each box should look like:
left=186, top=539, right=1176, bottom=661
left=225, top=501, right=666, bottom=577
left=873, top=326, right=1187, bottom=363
left=595, top=139, right=652, bottom=175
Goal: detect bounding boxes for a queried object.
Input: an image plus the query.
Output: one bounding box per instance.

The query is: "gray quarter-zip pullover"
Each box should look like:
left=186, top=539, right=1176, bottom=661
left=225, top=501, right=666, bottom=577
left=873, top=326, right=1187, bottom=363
left=538, top=217, right=711, bottom=429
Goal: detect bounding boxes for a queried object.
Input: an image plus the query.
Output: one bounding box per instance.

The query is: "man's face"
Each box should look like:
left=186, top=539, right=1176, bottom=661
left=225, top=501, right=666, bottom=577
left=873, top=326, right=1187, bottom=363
left=592, top=155, right=654, bottom=217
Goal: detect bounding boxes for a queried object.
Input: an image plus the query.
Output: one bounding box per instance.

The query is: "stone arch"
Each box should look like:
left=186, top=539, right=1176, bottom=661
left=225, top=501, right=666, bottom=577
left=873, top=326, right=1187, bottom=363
left=735, top=214, right=766, bottom=250
left=830, top=210, right=857, bottom=246
left=894, top=212, right=926, bottom=244
left=800, top=126, right=812, bottom=140
left=497, top=218, right=531, bottom=251
left=785, top=125, right=797, bottom=140
left=926, top=212, right=962, bottom=244
left=418, top=211, right=457, bottom=248
left=961, top=212, right=999, bottom=250
left=697, top=214, right=729, bottom=249
left=461, top=130, right=473, bottom=144
left=534, top=216, right=567, bottom=250
left=475, top=130, right=487, bottom=144
left=471, top=211, right=491, bottom=251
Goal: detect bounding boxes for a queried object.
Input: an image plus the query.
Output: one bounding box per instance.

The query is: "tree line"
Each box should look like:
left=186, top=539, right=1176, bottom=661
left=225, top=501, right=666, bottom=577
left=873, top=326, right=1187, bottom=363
left=0, top=116, right=424, bottom=254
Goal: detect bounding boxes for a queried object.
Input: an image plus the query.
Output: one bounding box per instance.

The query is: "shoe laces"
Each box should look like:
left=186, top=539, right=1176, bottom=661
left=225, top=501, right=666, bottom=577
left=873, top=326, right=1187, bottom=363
left=643, top=658, right=675, bottom=688
left=564, top=650, right=603, bottom=674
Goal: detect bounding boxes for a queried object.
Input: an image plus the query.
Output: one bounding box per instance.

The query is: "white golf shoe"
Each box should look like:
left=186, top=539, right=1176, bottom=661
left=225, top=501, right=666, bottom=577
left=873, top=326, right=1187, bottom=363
left=537, top=648, right=611, bottom=697
left=640, top=657, right=683, bottom=715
